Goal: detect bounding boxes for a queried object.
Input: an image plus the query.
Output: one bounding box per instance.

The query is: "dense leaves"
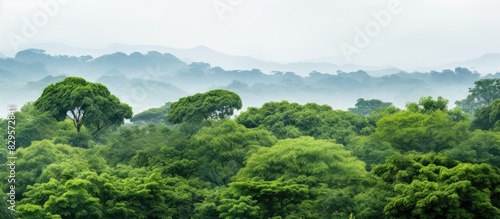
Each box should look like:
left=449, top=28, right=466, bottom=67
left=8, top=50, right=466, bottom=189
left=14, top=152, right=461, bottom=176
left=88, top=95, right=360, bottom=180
left=219, top=137, right=373, bottom=218
left=130, top=102, right=171, bottom=125
left=236, top=101, right=368, bottom=144
left=34, top=77, right=133, bottom=135
left=348, top=98, right=393, bottom=116
left=374, top=153, right=500, bottom=218
left=190, top=120, right=276, bottom=186
left=472, top=98, right=500, bottom=130
left=456, top=78, right=500, bottom=114
left=168, top=89, right=242, bottom=124
left=373, top=109, right=469, bottom=153
left=4, top=78, right=500, bottom=218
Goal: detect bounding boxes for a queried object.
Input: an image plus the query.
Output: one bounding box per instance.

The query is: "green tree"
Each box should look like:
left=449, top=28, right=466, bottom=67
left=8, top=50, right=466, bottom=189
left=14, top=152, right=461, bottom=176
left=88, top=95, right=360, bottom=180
left=348, top=98, right=393, bottom=116
left=0, top=193, right=17, bottom=219
left=12, top=103, right=58, bottom=148
left=236, top=101, right=367, bottom=144
left=130, top=102, right=172, bottom=125
left=113, top=125, right=198, bottom=178
left=0, top=140, right=75, bottom=199
left=373, top=110, right=469, bottom=153
left=190, top=119, right=276, bottom=186
left=34, top=77, right=133, bottom=135
left=111, top=171, right=209, bottom=219
left=43, top=179, right=104, bottom=219
left=471, top=98, right=500, bottom=130
left=407, top=96, right=449, bottom=113
left=221, top=137, right=372, bottom=218
left=168, top=89, right=242, bottom=124
left=17, top=204, right=62, bottom=219
left=346, top=136, right=399, bottom=170
left=101, top=125, right=189, bottom=167
left=373, top=153, right=500, bottom=218
left=456, top=78, right=500, bottom=114
left=443, top=130, right=500, bottom=168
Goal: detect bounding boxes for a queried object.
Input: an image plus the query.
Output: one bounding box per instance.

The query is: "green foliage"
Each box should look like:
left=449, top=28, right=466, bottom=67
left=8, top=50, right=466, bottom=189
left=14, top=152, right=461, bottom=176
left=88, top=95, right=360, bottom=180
left=7, top=89, right=500, bottom=219
left=110, top=172, right=209, bottom=219
left=456, top=78, right=500, bottom=114
left=131, top=102, right=172, bottom=125
left=407, top=96, right=449, bottom=113
left=384, top=160, right=500, bottom=218
left=190, top=119, right=277, bottom=186
left=102, top=125, right=185, bottom=166
left=346, top=136, right=399, bottom=170
left=13, top=103, right=58, bottom=148
left=34, top=77, right=133, bottom=135
left=373, top=153, right=500, bottom=218
left=236, top=101, right=368, bottom=144
left=220, top=137, right=372, bottom=218
left=121, top=125, right=198, bottom=178
left=168, top=89, right=242, bottom=124
left=373, top=110, right=469, bottom=153
left=472, top=98, right=500, bottom=130
left=372, top=153, right=459, bottom=185
left=0, top=193, right=17, bottom=219
left=0, top=140, right=88, bottom=199
left=348, top=98, right=393, bottom=116
left=443, top=130, right=500, bottom=168
left=353, top=182, right=393, bottom=219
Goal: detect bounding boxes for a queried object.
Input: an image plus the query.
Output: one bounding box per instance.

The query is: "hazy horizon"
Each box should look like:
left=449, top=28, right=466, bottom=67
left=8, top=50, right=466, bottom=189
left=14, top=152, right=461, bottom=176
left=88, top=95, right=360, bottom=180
left=1, top=0, right=499, bottom=72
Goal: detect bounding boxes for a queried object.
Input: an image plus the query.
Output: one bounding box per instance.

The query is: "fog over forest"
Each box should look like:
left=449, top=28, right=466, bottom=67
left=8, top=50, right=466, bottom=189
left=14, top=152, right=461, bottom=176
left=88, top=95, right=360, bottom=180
left=1, top=48, right=499, bottom=116
left=2, top=2, right=500, bottom=217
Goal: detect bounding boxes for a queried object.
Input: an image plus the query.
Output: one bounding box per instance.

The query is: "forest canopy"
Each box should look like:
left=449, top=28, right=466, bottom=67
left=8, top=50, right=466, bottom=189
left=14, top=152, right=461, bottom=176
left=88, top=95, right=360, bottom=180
left=2, top=77, right=500, bottom=219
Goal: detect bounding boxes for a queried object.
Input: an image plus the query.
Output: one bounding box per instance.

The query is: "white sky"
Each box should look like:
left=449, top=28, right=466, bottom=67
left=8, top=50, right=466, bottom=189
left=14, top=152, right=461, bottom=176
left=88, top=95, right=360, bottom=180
left=0, top=0, right=499, bottom=70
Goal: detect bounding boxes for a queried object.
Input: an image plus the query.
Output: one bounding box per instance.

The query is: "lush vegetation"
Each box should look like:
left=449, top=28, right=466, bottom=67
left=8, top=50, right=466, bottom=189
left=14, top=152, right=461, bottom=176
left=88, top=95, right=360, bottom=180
left=2, top=77, right=500, bottom=218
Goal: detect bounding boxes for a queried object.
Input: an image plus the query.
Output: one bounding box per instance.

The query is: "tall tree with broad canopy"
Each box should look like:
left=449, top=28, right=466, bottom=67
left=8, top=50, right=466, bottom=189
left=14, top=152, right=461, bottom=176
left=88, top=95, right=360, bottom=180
left=168, top=89, right=242, bottom=124
left=34, top=77, right=133, bottom=135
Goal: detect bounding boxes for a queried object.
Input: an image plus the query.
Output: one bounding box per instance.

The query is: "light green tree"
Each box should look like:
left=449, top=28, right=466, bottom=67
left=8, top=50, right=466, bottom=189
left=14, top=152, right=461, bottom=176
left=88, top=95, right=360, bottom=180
left=220, top=137, right=372, bottom=218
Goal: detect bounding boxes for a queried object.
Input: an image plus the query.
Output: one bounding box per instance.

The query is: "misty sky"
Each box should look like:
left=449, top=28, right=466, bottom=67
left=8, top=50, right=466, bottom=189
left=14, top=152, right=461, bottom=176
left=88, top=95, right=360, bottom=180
left=0, top=0, right=499, bottom=70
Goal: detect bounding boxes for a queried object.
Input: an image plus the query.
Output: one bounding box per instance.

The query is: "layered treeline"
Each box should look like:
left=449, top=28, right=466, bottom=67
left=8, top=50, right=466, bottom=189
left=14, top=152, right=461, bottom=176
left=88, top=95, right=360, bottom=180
left=3, top=48, right=500, bottom=113
left=1, top=77, right=500, bottom=218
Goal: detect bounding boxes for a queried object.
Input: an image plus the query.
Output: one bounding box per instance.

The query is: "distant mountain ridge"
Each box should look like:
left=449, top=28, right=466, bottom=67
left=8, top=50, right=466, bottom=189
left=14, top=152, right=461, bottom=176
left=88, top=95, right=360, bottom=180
left=418, top=53, right=500, bottom=74
left=3, top=43, right=500, bottom=76
left=11, top=43, right=403, bottom=76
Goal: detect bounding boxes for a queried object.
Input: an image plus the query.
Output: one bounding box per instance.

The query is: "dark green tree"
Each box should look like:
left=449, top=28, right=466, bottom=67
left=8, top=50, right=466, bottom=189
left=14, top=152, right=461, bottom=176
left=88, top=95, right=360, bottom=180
left=456, top=78, right=500, bottom=114
left=12, top=103, right=58, bottom=148
left=34, top=77, right=133, bottom=135
left=471, top=98, right=500, bottom=130
left=348, top=98, right=393, bottom=116
left=190, top=119, right=276, bottom=186
left=130, top=102, right=171, bottom=125
left=236, top=101, right=367, bottom=144
left=168, top=89, right=242, bottom=124
left=443, top=130, right=500, bottom=168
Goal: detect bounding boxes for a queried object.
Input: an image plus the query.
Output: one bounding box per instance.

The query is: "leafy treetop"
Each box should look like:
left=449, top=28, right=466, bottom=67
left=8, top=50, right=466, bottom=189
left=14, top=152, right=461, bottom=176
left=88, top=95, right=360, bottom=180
left=167, top=89, right=242, bottom=124
left=34, top=77, right=132, bottom=135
